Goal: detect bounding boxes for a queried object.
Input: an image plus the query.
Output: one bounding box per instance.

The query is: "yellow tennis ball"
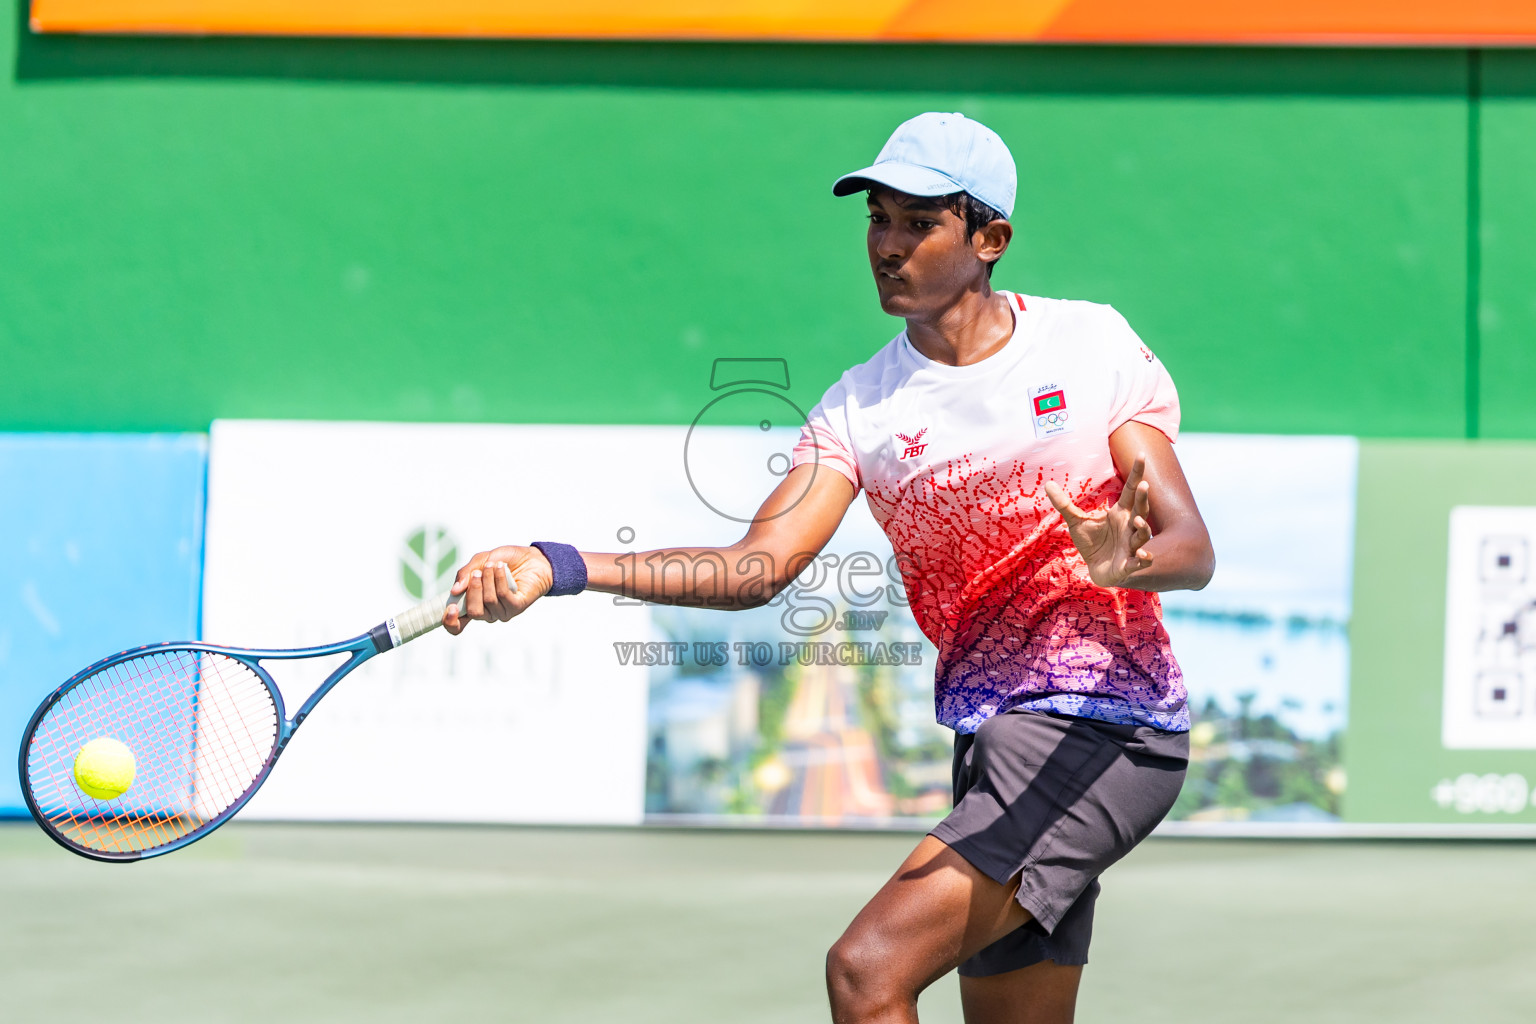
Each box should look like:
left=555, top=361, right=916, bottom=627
left=74, top=737, right=136, bottom=801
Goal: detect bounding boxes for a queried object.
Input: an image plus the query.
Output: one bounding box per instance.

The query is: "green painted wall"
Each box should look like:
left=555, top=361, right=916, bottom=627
left=0, top=13, right=1510, bottom=438
left=1478, top=52, right=1536, bottom=439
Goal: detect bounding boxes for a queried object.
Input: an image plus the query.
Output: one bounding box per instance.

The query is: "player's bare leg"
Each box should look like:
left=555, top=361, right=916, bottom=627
left=959, top=962, right=1082, bottom=1024
left=826, top=835, right=1077, bottom=1024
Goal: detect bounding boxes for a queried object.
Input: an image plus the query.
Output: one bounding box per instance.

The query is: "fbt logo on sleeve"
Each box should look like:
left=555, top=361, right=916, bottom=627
left=1030, top=383, right=1072, bottom=440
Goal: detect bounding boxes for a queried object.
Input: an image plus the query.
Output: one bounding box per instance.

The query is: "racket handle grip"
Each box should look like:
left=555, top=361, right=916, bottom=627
left=377, top=590, right=469, bottom=650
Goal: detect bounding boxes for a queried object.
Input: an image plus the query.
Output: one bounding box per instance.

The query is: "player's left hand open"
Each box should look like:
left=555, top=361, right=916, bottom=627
left=1044, top=454, right=1154, bottom=588
left=444, top=545, right=552, bottom=633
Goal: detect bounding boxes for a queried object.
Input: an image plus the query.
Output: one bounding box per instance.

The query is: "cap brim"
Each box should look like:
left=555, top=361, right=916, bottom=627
left=832, top=162, right=966, bottom=199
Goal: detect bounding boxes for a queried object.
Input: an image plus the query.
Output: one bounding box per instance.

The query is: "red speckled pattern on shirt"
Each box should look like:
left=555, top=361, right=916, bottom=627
left=791, top=292, right=1188, bottom=734
left=866, top=453, right=1186, bottom=734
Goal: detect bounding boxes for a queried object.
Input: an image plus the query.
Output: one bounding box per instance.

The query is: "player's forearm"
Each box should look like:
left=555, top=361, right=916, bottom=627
left=563, top=467, right=850, bottom=610
left=1117, top=523, right=1215, bottom=593
left=581, top=546, right=805, bottom=609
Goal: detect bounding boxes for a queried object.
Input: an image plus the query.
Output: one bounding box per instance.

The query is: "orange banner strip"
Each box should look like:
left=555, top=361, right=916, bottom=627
left=29, top=0, right=1536, bottom=44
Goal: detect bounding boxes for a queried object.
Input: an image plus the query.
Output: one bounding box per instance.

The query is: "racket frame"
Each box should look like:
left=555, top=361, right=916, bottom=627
left=18, top=630, right=386, bottom=863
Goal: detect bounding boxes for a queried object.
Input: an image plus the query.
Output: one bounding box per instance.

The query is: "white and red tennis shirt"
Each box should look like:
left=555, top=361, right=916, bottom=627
left=791, top=291, right=1189, bottom=733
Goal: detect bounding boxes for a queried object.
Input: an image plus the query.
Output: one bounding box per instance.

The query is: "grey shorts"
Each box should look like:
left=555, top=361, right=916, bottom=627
left=929, top=708, right=1188, bottom=977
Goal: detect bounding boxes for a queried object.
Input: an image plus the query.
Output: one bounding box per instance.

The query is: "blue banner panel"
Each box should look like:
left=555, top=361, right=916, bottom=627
left=0, top=435, right=205, bottom=817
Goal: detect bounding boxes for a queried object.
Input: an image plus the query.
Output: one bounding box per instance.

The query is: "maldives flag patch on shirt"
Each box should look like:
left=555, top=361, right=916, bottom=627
left=1030, top=382, right=1073, bottom=439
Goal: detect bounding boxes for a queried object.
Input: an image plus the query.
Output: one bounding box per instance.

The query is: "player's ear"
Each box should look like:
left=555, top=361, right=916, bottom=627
left=975, top=219, right=1011, bottom=266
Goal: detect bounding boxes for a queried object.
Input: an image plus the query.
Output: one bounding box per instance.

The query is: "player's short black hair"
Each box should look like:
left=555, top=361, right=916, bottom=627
left=942, top=192, right=1007, bottom=278
left=940, top=192, right=1006, bottom=241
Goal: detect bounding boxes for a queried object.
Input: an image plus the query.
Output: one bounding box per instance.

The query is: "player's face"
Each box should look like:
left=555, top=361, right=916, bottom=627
left=865, top=189, right=985, bottom=318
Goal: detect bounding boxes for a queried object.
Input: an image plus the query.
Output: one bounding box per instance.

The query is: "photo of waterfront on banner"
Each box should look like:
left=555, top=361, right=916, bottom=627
left=643, top=433, right=1358, bottom=825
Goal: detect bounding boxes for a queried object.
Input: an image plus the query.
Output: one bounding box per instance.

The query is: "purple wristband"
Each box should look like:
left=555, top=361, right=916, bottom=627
left=530, top=541, right=588, bottom=596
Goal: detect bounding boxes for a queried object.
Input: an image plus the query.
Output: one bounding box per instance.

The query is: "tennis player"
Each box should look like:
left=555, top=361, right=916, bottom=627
left=446, top=111, right=1214, bottom=1024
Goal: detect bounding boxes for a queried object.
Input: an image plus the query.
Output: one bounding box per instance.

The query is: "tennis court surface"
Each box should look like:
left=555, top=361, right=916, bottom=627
left=2, top=822, right=1531, bottom=1023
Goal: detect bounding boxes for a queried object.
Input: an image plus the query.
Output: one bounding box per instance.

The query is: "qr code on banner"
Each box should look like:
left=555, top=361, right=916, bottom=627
left=1443, top=506, right=1536, bottom=749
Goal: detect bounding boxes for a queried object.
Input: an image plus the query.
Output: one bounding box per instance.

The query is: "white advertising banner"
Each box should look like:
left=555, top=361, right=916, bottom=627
left=203, top=420, right=681, bottom=825
left=205, top=418, right=1361, bottom=830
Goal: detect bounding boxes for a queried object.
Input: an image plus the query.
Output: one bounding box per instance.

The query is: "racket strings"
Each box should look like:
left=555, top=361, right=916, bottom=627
left=24, top=650, right=279, bottom=856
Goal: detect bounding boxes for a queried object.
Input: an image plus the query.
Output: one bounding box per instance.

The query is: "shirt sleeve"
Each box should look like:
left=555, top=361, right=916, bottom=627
left=791, top=376, right=862, bottom=493
left=1103, top=309, right=1180, bottom=443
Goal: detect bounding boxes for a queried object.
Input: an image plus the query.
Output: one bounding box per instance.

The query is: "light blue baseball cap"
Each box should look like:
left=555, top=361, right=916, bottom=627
left=832, top=111, right=1016, bottom=219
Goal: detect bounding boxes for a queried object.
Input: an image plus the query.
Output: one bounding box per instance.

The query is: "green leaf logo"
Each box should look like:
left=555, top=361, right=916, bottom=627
left=402, top=526, right=458, bottom=600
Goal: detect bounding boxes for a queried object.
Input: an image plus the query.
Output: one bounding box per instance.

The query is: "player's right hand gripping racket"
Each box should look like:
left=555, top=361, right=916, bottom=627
left=17, top=590, right=469, bottom=862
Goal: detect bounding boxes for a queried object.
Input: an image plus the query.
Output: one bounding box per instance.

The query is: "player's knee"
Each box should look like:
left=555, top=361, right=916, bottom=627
left=826, top=934, right=908, bottom=1018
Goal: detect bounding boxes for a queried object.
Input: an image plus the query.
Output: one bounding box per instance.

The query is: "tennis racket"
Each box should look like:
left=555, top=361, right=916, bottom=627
left=18, top=589, right=470, bottom=863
